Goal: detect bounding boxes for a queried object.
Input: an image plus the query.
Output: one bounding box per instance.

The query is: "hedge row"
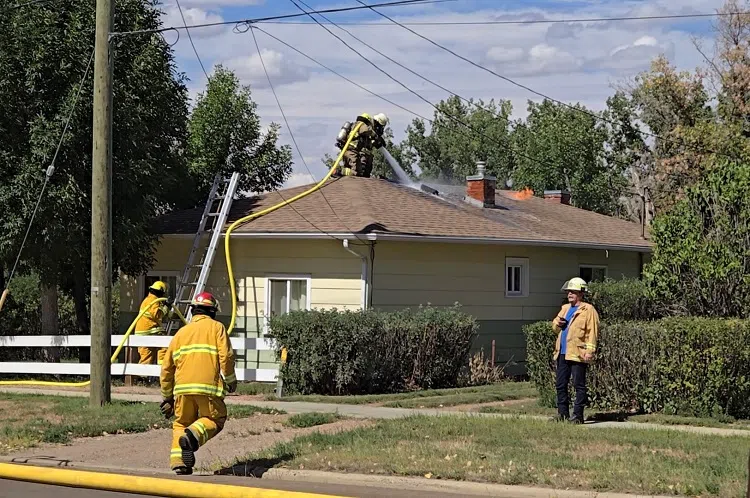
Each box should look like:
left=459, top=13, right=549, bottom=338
left=268, top=306, right=478, bottom=395
left=585, top=278, right=658, bottom=321
left=525, top=318, right=750, bottom=419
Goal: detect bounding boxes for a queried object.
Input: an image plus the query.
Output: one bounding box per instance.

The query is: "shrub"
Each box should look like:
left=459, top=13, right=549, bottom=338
left=269, top=306, right=478, bottom=395
left=525, top=318, right=750, bottom=419
left=586, top=278, right=657, bottom=321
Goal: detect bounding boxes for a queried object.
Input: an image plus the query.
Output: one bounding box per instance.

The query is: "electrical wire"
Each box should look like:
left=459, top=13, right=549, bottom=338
left=258, top=11, right=750, bottom=26
left=110, top=0, right=444, bottom=37
left=174, top=0, right=209, bottom=80
left=251, top=26, right=431, bottom=122
left=250, top=28, right=368, bottom=244
left=357, top=0, right=732, bottom=160
left=3, top=48, right=95, bottom=292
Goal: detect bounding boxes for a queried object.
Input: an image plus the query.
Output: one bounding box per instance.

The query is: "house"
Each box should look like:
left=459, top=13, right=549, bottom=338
left=119, top=162, right=652, bottom=375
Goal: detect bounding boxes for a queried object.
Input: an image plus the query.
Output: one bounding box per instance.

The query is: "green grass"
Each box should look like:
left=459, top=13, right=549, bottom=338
left=270, top=382, right=536, bottom=406
left=234, top=382, right=277, bottom=396
left=0, top=393, right=282, bottom=453
left=382, top=383, right=537, bottom=408
left=283, top=412, right=343, bottom=428
left=238, top=415, right=750, bottom=497
left=479, top=400, right=556, bottom=416
left=628, top=414, right=750, bottom=431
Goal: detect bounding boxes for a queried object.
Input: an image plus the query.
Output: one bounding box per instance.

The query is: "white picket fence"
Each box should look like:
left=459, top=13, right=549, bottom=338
left=0, top=335, right=279, bottom=382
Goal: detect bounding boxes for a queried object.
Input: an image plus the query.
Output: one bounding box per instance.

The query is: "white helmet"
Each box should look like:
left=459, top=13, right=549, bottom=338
left=373, top=113, right=389, bottom=127
left=561, top=277, right=588, bottom=293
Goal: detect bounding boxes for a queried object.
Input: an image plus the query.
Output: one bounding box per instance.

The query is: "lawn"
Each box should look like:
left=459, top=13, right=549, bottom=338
left=0, top=393, right=282, bottom=454
left=240, top=415, right=750, bottom=497
left=271, top=382, right=537, bottom=407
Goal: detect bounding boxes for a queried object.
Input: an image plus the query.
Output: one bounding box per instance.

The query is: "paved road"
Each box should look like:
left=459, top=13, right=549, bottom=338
left=0, top=478, right=471, bottom=497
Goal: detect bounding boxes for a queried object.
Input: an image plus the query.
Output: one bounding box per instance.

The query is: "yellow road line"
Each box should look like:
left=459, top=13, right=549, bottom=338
left=0, top=463, right=350, bottom=498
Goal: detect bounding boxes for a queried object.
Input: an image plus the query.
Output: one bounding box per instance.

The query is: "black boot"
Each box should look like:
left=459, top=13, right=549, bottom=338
left=178, top=429, right=200, bottom=470
left=173, top=466, right=193, bottom=476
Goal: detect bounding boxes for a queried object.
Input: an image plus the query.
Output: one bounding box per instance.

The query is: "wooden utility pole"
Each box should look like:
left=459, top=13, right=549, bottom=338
left=89, top=0, right=114, bottom=407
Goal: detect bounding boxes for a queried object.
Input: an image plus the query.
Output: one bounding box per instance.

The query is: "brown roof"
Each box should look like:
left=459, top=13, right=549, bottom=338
left=155, top=177, right=652, bottom=251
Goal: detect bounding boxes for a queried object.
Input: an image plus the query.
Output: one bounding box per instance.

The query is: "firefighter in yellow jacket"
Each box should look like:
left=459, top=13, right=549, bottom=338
left=135, top=281, right=170, bottom=366
left=159, top=292, right=237, bottom=475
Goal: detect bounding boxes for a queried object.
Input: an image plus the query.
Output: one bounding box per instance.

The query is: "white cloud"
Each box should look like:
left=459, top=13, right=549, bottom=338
left=160, top=4, right=225, bottom=39
left=226, top=49, right=310, bottom=89
left=283, top=172, right=316, bottom=188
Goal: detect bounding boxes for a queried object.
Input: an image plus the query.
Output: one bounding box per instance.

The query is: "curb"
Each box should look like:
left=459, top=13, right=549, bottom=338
left=0, top=461, right=346, bottom=498
left=1, top=456, right=672, bottom=498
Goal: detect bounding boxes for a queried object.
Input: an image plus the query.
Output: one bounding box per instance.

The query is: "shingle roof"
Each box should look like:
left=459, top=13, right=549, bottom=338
left=154, top=177, right=652, bottom=251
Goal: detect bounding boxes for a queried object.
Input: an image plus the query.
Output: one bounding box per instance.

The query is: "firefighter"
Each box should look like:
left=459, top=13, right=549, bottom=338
left=135, top=281, right=170, bottom=368
left=159, top=292, right=237, bottom=475
left=333, top=112, right=389, bottom=178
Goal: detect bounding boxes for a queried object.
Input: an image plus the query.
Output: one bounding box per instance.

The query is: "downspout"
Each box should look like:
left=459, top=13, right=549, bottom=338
left=343, top=239, right=369, bottom=309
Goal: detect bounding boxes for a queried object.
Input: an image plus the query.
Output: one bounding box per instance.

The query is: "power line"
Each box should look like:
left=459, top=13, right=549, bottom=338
left=4, top=49, right=95, bottom=288
left=174, top=0, right=209, bottom=80
left=355, top=0, right=726, bottom=159
left=250, top=26, right=431, bottom=122
left=250, top=28, right=367, bottom=244
left=110, top=0, right=444, bottom=37
left=258, top=11, right=750, bottom=26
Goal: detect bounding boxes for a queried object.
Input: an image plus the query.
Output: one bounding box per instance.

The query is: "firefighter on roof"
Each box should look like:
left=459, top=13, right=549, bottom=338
left=333, top=112, right=389, bottom=178
left=159, top=291, right=237, bottom=475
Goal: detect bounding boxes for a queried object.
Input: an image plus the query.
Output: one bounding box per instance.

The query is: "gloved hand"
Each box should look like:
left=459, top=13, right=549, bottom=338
left=335, top=139, right=345, bottom=150
left=160, top=397, right=175, bottom=419
left=226, top=380, right=237, bottom=394
left=373, top=136, right=385, bottom=149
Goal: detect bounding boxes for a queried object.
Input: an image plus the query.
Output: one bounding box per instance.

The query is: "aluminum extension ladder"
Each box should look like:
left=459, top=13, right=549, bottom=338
left=165, top=171, right=241, bottom=335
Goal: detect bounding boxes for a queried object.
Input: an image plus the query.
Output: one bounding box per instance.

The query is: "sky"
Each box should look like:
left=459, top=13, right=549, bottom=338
left=157, top=0, right=726, bottom=188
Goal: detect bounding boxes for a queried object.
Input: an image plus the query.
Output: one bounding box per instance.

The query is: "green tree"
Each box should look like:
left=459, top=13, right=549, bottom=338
left=511, top=99, right=622, bottom=215
left=187, top=65, right=293, bottom=200
left=400, top=96, right=514, bottom=182
left=644, top=158, right=750, bottom=317
left=0, top=0, right=190, bottom=338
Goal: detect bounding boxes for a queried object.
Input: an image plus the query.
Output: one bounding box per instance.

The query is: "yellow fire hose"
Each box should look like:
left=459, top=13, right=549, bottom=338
left=225, top=121, right=362, bottom=335
left=0, top=297, right=187, bottom=387
left=0, top=463, right=347, bottom=498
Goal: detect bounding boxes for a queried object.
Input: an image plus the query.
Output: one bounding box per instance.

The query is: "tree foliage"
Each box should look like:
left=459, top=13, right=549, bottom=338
left=511, top=99, right=623, bottom=214
left=401, top=96, right=514, bottom=182
left=187, top=65, right=293, bottom=200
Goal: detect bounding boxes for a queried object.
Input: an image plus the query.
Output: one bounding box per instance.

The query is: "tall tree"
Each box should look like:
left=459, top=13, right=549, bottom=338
left=0, top=0, right=190, bottom=336
left=187, top=65, right=293, bottom=200
left=511, top=99, right=622, bottom=215
left=401, top=96, right=514, bottom=182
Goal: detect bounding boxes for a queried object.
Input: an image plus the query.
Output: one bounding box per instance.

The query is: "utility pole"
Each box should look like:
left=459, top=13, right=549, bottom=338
left=89, top=0, right=114, bottom=407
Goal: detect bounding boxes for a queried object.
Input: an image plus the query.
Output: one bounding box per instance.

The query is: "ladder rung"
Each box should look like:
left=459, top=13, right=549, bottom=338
left=207, top=212, right=221, bottom=217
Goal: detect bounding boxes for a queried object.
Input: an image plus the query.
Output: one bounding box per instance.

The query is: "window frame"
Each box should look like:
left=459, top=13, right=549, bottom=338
left=579, top=265, right=608, bottom=283
left=504, top=257, right=530, bottom=298
left=141, top=271, right=180, bottom=303
left=264, top=275, right=312, bottom=330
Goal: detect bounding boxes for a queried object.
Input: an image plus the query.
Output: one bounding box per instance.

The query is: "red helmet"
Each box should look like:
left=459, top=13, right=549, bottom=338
left=191, top=292, right=220, bottom=311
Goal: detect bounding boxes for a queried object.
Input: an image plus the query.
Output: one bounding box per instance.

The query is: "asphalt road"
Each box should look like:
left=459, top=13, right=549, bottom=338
left=0, top=478, right=471, bottom=497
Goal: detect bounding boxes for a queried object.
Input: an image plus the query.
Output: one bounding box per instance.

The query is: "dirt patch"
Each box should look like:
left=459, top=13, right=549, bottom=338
left=8, top=413, right=371, bottom=473
left=441, top=397, right=536, bottom=412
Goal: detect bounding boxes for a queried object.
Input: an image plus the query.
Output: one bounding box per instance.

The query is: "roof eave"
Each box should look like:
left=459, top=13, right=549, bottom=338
left=161, top=231, right=652, bottom=252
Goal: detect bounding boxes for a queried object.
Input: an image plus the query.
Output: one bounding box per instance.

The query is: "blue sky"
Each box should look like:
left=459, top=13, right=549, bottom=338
left=159, top=0, right=725, bottom=186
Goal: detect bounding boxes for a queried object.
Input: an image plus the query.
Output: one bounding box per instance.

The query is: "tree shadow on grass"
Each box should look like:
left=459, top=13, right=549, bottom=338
left=214, top=454, right=296, bottom=477
left=587, top=411, right=633, bottom=423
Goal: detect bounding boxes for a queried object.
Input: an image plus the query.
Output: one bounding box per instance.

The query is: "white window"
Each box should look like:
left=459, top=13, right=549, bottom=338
left=143, top=271, right=179, bottom=303
left=265, top=276, right=311, bottom=323
left=579, top=265, right=607, bottom=283
left=505, top=257, right=529, bottom=297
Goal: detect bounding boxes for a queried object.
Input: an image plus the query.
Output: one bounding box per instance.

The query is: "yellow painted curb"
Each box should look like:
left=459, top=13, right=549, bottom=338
left=0, top=463, right=349, bottom=498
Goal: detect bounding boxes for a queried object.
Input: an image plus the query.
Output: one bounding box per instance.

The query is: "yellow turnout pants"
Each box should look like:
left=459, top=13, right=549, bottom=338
left=170, top=395, right=227, bottom=469
left=138, top=346, right=166, bottom=366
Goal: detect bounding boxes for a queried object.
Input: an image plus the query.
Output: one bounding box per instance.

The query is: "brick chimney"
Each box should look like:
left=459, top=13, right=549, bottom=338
left=466, top=161, right=496, bottom=208
left=543, top=190, right=571, bottom=205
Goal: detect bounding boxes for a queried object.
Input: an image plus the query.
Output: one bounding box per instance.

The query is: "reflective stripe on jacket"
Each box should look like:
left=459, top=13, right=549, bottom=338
left=135, top=294, right=168, bottom=335
left=346, top=120, right=377, bottom=154
left=552, top=302, right=600, bottom=363
left=160, top=315, right=236, bottom=399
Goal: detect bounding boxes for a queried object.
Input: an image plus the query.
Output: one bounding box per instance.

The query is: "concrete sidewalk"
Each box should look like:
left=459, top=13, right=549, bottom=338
left=2, top=386, right=749, bottom=438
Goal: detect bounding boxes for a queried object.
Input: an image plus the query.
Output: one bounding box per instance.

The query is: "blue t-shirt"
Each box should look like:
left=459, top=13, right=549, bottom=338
left=559, top=305, right=579, bottom=355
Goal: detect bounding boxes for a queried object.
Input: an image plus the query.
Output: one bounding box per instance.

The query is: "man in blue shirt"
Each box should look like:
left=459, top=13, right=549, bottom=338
left=551, top=277, right=600, bottom=424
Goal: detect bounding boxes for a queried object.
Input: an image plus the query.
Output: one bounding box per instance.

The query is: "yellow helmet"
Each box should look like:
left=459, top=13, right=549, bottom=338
left=561, top=277, right=587, bottom=293
left=358, top=112, right=372, bottom=122
left=149, top=280, right=167, bottom=293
